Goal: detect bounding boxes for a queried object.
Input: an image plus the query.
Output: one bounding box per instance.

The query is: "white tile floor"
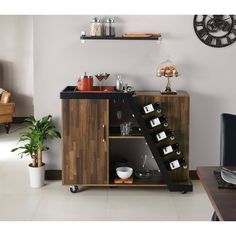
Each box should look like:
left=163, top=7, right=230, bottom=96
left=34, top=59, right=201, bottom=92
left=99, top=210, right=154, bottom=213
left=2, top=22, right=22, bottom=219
left=0, top=124, right=214, bottom=221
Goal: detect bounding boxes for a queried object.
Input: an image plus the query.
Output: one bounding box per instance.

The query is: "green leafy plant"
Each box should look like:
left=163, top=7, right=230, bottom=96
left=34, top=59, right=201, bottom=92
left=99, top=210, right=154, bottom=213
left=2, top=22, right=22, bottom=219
left=11, top=115, right=61, bottom=167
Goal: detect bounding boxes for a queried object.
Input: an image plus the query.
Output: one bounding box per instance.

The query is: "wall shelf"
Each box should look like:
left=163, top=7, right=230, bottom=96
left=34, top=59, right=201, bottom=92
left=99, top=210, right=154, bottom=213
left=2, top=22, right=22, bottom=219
left=80, top=35, right=161, bottom=41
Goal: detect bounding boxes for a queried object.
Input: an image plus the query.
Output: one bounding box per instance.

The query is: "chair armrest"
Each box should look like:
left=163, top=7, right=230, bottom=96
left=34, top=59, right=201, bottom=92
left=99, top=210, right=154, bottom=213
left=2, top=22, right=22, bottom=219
left=0, top=103, right=15, bottom=115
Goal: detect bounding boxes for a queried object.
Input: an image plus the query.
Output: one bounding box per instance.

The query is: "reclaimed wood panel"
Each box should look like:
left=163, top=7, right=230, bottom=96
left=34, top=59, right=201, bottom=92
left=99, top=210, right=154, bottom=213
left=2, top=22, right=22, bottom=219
left=62, top=99, right=108, bottom=185
left=135, top=91, right=189, bottom=182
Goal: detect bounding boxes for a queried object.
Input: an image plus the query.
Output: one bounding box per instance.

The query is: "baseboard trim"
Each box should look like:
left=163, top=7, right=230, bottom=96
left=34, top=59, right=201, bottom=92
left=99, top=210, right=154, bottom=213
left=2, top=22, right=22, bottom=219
left=45, top=170, right=199, bottom=181
left=13, top=117, right=28, bottom=124
left=45, top=170, right=62, bottom=180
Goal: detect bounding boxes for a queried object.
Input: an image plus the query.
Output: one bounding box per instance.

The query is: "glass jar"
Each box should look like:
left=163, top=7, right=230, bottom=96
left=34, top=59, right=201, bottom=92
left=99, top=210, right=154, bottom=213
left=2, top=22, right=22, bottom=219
left=90, top=17, right=102, bottom=37
left=104, top=18, right=115, bottom=37
left=110, top=18, right=115, bottom=37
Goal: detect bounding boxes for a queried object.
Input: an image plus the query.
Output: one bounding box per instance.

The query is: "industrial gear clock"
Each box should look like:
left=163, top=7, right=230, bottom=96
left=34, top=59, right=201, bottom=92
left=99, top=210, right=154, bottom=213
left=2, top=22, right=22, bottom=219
left=193, top=15, right=236, bottom=47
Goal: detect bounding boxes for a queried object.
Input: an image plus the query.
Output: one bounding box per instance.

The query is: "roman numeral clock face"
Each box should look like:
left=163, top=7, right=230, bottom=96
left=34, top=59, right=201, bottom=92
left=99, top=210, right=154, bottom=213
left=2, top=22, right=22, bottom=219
left=193, top=15, right=236, bottom=47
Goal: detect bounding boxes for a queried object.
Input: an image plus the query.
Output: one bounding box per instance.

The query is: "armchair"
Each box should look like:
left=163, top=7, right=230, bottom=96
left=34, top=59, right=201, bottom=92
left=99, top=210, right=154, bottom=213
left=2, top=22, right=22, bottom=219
left=0, top=91, right=15, bottom=133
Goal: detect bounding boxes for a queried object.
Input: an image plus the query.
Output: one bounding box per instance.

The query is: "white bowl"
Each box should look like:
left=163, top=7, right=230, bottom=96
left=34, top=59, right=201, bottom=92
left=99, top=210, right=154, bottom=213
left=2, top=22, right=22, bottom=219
left=116, top=167, right=133, bottom=179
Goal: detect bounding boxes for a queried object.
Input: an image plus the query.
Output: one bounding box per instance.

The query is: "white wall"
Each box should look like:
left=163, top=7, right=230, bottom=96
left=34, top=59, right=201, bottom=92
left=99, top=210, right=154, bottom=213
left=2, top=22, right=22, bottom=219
left=33, top=15, right=236, bottom=169
left=0, top=16, right=33, bottom=116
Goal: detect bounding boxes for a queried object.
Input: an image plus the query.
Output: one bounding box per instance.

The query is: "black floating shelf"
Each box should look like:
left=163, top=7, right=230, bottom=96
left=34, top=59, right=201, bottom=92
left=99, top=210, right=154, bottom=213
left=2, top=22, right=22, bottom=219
left=80, top=36, right=161, bottom=41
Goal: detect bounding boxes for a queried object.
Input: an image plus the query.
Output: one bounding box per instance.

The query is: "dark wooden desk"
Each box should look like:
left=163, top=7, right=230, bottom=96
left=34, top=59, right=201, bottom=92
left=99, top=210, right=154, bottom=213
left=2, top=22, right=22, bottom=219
left=197, top=166, right=236, bottom=221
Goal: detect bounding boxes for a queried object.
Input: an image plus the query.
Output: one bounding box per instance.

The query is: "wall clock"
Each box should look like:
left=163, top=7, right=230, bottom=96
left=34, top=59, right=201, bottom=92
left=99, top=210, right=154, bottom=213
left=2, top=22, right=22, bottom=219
left=193, top=15, right=236, bottom=47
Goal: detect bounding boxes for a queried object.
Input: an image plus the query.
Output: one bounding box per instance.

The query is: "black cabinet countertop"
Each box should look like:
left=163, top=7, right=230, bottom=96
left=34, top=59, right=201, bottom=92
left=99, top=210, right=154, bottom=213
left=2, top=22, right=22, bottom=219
left=60, top=86, right=188, bottom=100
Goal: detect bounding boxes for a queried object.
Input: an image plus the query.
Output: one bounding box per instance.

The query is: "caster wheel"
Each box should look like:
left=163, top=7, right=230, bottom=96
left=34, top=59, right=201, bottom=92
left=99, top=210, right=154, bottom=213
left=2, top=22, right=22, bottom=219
left=211, top=212, right=219, bottom=221
left=181, top=191, right=187, bottom=194
left=70, top=185, right=80, bottom=193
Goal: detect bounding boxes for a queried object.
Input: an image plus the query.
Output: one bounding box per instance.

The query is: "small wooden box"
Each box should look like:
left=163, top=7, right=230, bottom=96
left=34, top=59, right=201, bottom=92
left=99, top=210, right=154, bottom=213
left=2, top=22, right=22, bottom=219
left=114, top=177, right=133, bottom=184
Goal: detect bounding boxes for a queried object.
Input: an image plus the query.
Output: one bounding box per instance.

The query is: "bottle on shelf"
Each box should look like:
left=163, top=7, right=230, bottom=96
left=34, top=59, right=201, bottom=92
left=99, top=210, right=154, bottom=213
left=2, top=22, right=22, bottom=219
left=142, top=102, right=161, bottom=114
left=116, top=75, right=123, bottom=91
left=159, top=143, right=181, bottom=157
left=148, top=115, right=168, bottom=128
left=153, top=129, right=175, bottom=142
left=165, top=158, right=187, bottom=171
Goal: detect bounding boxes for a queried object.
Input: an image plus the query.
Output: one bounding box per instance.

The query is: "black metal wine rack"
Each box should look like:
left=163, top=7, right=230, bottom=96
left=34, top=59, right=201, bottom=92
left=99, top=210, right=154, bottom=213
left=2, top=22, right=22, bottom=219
left=127, top=97, right=192, bottom=192
left=141, top=105, right=186, bottom=172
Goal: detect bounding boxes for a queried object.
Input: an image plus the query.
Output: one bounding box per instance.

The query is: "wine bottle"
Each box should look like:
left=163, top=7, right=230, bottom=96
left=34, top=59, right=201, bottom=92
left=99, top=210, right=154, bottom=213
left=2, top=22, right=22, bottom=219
left=148, top=115, right=168, bottom=128
left=154, top=129, right=175, bottom=142
left=142, top=102, right=161, bottom=114
left=165, top=158, right=187, bottom=171
left=159, top=143, right=181, bottom=157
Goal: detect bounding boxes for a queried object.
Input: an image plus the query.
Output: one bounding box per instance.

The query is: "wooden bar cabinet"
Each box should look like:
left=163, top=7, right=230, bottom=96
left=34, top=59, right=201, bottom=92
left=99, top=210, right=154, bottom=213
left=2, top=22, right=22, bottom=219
left=60, top=87, right=192, bottom=193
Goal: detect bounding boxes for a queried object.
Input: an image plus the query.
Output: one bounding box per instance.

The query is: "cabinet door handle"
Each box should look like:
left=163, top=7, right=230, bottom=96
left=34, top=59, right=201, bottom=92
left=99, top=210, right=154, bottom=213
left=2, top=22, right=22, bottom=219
left=102, top=124, right=106, bottom=142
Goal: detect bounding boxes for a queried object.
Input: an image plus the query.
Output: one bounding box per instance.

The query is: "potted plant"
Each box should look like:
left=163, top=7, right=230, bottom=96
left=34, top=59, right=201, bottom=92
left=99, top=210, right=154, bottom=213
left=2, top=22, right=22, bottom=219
left=11, top=115, right=61, bottom=188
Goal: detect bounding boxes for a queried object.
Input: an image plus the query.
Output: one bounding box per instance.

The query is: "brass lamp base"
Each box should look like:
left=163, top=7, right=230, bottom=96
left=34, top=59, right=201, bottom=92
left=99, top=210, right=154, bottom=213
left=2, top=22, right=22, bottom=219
left=161, top=90, right=177, bottom=95
left=161, top=77, right=177, bottom=95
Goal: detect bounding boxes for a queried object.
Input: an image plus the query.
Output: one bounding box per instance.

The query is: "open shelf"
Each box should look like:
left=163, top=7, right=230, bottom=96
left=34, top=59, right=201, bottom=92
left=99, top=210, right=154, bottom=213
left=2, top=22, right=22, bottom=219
left=109, top=128, right=144, bottom=139
left=109, top=175, right=166, bottom=187
left=109, top=135, right=144, bottom=139
left=109, top=126, right=143, bottom=139
left=80, top=35, right=161, bottom=41
left=108, top=174, right=192, bottom=187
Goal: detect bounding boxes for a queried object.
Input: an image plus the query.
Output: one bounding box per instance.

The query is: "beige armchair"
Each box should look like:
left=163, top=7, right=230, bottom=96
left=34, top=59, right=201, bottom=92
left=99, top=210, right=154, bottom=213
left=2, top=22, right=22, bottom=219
left=0, top=91, right=15, bottom=133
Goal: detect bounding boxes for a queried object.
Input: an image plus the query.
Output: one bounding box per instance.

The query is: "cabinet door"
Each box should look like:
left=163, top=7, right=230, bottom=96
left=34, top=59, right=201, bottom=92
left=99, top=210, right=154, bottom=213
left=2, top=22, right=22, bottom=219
left=62, top=99, right=108, bottom=185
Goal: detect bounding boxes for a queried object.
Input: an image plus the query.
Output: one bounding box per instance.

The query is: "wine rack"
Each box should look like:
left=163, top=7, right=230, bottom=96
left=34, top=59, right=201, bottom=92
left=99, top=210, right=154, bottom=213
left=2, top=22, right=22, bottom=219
left=133, top=92, right=190, bottom=184
left=138, top=101, right=188, bottom=180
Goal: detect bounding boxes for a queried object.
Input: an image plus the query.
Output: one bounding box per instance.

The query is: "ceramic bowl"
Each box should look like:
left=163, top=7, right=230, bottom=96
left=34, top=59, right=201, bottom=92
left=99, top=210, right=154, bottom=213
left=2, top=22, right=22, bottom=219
left=221, top=168, right=236, bottom=185
left=116, top=167, right=133, bottom=179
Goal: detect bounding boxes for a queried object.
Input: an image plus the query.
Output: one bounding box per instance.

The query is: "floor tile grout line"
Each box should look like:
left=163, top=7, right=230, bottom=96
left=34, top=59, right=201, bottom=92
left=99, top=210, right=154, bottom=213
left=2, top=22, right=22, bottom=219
left=170, top=193, right=182, bottom=221
left=29, top=192, right=45, bottom=221
left=104, top=188, right=109, bottom=221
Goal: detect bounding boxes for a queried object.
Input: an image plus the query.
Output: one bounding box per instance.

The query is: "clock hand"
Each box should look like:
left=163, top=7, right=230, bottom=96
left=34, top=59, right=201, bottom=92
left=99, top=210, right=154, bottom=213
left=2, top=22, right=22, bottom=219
left=225, top=17, right=230, bottom=20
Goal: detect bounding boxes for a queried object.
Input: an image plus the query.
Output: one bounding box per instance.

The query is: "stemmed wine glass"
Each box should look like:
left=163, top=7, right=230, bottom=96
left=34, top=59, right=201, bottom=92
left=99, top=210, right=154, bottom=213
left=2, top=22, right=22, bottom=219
left=95, top=73, right=110, bottom=91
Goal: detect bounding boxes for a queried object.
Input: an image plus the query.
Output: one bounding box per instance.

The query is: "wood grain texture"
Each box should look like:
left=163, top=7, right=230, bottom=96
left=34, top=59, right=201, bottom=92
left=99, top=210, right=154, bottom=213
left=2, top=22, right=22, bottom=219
left=134, top=91, right=189, bottom=182
left=197, top=166, right=236, bottom=221
left=61, top=91, right=189, bottom=187
left=62, top=99, right=108, bottom=185
left=114, top=177, right=133, bottom=184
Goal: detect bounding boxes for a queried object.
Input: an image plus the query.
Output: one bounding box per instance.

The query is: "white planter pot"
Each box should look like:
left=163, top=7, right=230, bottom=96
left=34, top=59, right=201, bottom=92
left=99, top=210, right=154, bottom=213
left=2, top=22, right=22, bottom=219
left=28, top=163, right=45, bottom=188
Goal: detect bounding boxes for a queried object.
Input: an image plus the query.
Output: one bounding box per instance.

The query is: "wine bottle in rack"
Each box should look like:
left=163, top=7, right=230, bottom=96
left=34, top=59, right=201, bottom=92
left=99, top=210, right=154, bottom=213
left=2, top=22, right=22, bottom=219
left=165, top=158, right=187, bottom=171
left=159, top=143, right=181, bottom=157
left=153, top=129, right=175, bottom=142
left=148, top=115, right=168, bottom=128
left=142, top=102, right=161, bottom=114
